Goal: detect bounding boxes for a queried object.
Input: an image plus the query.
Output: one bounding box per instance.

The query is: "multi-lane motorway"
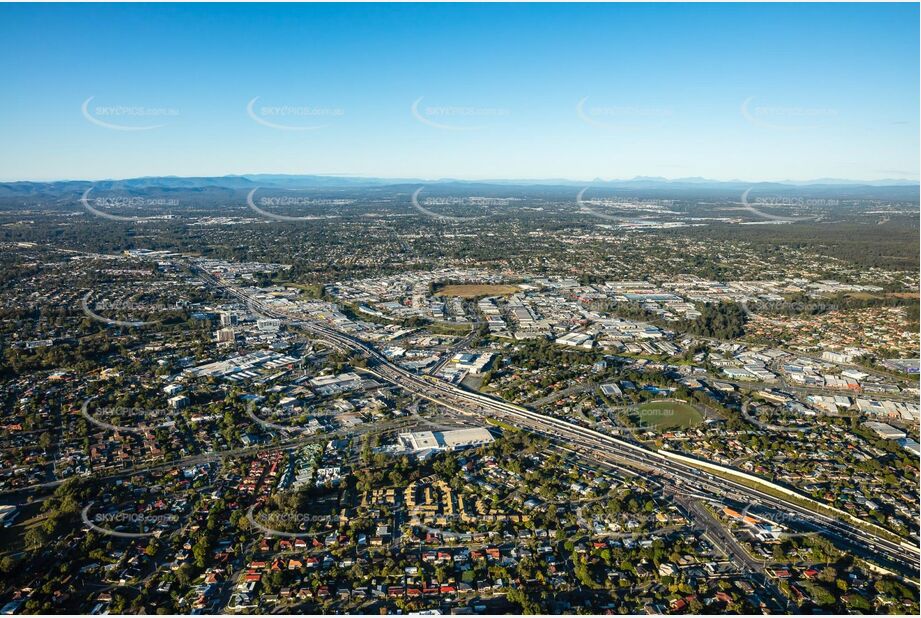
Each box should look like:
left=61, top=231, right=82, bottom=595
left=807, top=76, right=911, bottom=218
left=195, top=265, right=920, bottom=581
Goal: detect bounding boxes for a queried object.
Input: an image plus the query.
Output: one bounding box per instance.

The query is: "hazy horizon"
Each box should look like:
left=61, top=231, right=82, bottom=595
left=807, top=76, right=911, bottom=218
left=3, top=172, right=919, bottom=186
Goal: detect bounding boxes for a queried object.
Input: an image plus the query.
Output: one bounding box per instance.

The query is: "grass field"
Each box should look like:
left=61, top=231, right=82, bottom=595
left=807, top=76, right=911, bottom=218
left=435, top=283, right=520, bottom=299
left=628, top=400, right=703, bottom=431
left=839, top=291, right=918, bottom=300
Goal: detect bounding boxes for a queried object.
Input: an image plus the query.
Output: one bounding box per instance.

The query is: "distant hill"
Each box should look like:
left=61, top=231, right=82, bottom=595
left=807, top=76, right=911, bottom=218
left=0, top=174, right=918, bottom=203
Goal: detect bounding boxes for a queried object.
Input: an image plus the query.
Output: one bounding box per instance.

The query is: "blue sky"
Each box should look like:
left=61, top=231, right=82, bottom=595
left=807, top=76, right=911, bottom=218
left=1, top=2, right=918, bottom=182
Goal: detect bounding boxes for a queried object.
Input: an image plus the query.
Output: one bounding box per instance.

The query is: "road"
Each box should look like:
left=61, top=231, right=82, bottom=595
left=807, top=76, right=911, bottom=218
left=0, top=415, right=417, bottom=498
left=194, top=264, right=921, bottom=581
left=428, top=310, right=485, bottom=376
left=696, top=335, right=917, bottom=403
left=741, top=400, right=809, bottom=433
left=676, top=495, right=792, bottom=613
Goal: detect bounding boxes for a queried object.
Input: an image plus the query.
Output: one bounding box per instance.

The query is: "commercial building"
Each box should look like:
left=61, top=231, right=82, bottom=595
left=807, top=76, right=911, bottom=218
left=309, top=372, right=368, bottom=396
left=863, top=421, right=906, bottom=440
left=257, top=318, right=282, bottom=333
left=396, top=428, right=494, bottom=456
left=555, top=332, right=593, bottom=349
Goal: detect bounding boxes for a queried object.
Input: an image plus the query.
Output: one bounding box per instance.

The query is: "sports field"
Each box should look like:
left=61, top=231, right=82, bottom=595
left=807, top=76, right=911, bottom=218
left=628, top=400, right=703, bottom=431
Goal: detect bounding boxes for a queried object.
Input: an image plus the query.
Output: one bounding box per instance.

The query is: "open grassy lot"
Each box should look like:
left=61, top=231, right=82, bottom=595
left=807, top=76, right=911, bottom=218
left=838, top=291, right=919, bottom=300
left=434, top=283, right=520, bottom=299
left=0, top=500, right=45, bottom=557
left=628, top=400, right=703, bottom=431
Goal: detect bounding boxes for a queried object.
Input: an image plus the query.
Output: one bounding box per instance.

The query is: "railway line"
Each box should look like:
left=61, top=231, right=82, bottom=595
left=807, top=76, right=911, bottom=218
left=195, top=265, right=920, bottom=580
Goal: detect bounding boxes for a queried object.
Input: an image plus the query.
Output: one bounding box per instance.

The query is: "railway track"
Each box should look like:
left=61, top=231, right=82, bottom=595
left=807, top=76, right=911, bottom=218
left=195, top=265, right=921, bottom=579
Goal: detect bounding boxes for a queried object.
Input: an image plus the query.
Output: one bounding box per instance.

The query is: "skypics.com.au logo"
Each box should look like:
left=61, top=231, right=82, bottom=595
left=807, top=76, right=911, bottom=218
left=247, top=97, right=344, bottom=131
left=737, top=188, right=827, bottom=223
left=245, top=188, right=353, bottom=222
left=80, top=187, right=178, bottom=222
left=576, top=97, right=672, bottom=131
left=740, top=96, right=837, bottom=131
left=81, top=399, right=176, bottom=434
left=246, top=504, right=337, bottom=539
left=81, top=501, right=180, bottom=538
left=411, top=97, right=509, bottom=131
left=81, top=97, right=179, bottom=131
left=410, top=188, right=511, bottom=223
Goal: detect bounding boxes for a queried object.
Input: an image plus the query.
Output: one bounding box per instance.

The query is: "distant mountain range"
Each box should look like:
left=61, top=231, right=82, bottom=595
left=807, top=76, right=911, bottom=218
left=1, top=174, right=918, bottom=202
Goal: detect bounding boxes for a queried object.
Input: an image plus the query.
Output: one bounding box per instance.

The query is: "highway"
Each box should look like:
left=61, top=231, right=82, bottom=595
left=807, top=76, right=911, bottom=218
left=194, top=265, right=921, bottom=580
